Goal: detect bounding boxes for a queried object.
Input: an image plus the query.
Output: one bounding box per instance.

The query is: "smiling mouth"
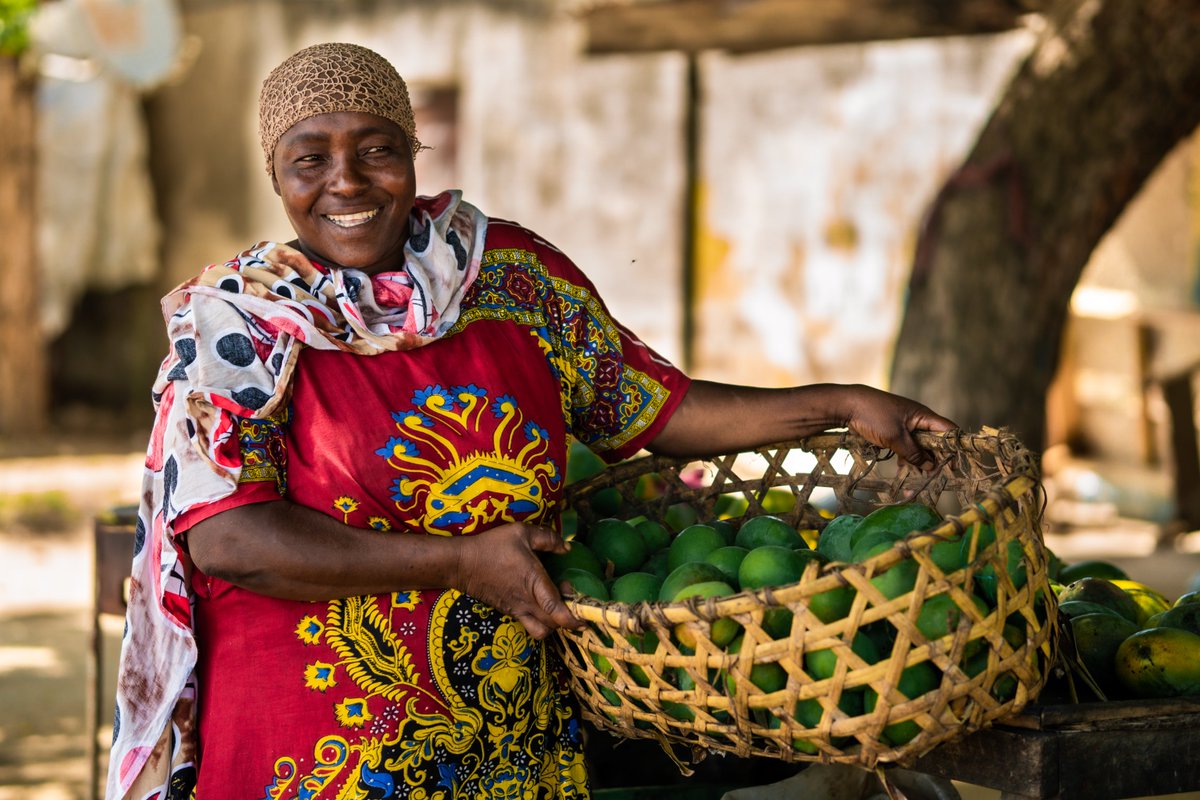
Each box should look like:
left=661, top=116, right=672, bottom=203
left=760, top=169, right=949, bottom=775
left=324, top=208, right=380, bottom=228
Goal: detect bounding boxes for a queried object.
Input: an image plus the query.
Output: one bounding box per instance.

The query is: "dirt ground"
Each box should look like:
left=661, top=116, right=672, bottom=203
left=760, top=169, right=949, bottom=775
left=0, top=448, right=141, bottom=799
left=3, top=446, right=1200, bottom=799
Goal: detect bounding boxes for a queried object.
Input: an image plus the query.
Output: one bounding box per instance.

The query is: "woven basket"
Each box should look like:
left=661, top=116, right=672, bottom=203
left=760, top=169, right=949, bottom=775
left=555, top=428, right=1057, bottom=770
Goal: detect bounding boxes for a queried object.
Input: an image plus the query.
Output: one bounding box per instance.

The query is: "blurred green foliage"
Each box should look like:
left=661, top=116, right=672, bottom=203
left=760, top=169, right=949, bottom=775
left=0, top=0, right=36, bottom=58
left=0, top=490, right=81, bottom=532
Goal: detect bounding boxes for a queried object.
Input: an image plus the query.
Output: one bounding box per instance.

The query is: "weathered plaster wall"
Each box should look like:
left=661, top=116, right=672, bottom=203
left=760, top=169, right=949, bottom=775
left=692, top=33, right=1033, bottom=388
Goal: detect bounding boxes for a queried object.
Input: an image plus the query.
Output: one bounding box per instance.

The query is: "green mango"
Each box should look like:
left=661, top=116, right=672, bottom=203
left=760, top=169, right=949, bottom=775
left=817, top=514, right=862, bottom=563
left=1058, top=578, right=1141, bottom=625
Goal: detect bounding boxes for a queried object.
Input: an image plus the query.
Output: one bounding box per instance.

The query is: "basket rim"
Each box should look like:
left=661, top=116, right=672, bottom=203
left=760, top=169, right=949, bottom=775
left=562, top=428, right=1040, bottom=628
left=565, top=427, right=1037, bottom=502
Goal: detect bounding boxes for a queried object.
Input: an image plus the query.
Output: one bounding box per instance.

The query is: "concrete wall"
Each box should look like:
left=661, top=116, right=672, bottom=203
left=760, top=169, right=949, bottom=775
left=1079, top=136, right=1198, bottom=308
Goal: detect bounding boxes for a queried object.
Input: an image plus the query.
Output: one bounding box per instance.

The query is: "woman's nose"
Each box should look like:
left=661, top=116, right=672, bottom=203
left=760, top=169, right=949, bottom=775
left=328, top=156, right=369, bottom=194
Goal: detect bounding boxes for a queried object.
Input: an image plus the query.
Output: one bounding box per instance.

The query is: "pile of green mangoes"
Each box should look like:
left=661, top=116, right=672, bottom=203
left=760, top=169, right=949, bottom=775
left=552, top=447, right=1042, bottom=751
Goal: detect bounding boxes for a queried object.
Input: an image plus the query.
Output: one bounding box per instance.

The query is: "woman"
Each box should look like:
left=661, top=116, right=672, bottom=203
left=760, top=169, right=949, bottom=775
left=108, top=42, right=955, bottom=799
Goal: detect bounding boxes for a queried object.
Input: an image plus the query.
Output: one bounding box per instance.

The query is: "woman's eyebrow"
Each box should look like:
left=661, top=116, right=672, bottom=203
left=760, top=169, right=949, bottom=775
left=281, top=131, right=329, bottom=147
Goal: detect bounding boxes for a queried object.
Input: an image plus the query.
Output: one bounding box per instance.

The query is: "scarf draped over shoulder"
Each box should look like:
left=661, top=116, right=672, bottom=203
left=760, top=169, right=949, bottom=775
left=107, top=191, right=487, bottom=800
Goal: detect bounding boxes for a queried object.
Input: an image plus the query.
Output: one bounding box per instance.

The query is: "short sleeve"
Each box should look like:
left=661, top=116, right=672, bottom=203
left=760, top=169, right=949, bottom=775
left=172, top=411, right=289, bottom=535
left=541, top=246, right=690, bottom=461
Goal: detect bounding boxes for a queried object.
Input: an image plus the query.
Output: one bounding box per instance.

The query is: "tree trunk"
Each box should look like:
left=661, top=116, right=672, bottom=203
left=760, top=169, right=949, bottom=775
left=890, top=0, right=1200, bottom=453
left=0, top=57, right=47, bottom=438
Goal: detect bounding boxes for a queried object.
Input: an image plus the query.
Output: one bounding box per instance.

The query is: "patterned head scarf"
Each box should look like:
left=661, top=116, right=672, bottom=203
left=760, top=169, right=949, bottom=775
left=258, top=42, right=422, bottom=173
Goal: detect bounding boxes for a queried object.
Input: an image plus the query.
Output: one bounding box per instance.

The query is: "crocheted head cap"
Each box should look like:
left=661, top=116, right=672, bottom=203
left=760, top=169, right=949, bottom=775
left=258, top=42, right=422, bottom=173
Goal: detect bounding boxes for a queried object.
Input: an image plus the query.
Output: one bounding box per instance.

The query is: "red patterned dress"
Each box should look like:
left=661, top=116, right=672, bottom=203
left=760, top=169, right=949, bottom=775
left=174, top=219, right=689, bottom=798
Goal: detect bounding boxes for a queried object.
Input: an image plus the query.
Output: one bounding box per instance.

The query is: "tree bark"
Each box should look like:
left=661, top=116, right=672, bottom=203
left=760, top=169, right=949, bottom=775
left=0, top=56, right=47, bottom=437
left=890, top=0, right=1200, bottom=453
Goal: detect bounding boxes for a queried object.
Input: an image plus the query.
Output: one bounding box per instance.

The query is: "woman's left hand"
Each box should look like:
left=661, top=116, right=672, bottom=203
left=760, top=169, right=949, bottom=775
left=648, top=379, right=956, bottom=469
left=840, top=384, right=957, bottom=470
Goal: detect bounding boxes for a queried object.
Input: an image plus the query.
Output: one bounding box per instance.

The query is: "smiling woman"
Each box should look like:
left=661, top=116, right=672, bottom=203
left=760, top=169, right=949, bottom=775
left=271, top=113, right=417, bottom=275
left=106, top=42, right=954, bottom=800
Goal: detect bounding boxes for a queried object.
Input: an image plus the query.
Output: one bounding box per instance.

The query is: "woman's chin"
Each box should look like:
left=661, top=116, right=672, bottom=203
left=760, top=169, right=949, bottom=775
left=297, top=240, right=406, bottom=275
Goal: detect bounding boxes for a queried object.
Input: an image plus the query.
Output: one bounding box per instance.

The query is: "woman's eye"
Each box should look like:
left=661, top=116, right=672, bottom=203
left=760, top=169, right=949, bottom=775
left=363, top=146, right=389, bottom=156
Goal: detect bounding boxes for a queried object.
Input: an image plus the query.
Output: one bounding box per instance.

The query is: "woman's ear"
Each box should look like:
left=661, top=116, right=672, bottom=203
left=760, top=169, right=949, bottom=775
left=271, top=172, right=281, bottom=197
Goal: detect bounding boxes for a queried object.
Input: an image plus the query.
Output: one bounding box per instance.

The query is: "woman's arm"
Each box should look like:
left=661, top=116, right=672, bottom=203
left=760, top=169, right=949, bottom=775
left=187, top=500, right=582, bottom=639
left=648, top=380, right=956, bottom=467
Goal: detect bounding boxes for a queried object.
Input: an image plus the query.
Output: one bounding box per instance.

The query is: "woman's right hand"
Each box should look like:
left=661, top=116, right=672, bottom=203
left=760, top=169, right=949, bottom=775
left=454, top=522, right=585, bottom=640
left=190, top=502, right=585, bottom=639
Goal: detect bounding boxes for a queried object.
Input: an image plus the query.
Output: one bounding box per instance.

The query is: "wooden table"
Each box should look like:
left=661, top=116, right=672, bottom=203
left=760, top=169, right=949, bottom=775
left=913, top=697, right=1200, bottom=799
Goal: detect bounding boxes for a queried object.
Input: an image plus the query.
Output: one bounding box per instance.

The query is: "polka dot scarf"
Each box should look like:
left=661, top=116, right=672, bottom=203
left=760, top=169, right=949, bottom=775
left=106, top=190, right=486, bottom=800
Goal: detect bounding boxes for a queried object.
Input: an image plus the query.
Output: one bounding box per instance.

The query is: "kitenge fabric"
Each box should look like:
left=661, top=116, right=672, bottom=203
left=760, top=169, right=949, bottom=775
left=106, top=190, right=488, bottom=799
left=106, top=204, right=689, bottom=798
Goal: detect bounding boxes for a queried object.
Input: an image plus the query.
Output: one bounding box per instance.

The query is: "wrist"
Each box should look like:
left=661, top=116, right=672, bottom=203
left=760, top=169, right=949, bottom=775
left=447, top=533, right=473, bottom=595
left=797, top=383, right=858, bottom=430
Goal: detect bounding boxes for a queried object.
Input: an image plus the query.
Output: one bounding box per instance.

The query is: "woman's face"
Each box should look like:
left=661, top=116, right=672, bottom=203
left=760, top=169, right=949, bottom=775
left=272, top=111, right=417, bottom=275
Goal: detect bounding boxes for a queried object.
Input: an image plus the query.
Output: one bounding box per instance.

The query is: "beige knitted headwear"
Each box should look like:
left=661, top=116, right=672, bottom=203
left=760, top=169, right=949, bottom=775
left=258, top=42, right=422, bottom=173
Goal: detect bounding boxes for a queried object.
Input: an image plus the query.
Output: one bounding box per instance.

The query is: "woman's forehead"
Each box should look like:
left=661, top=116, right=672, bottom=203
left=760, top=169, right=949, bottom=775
left=279, top=111, right=407, bottom=145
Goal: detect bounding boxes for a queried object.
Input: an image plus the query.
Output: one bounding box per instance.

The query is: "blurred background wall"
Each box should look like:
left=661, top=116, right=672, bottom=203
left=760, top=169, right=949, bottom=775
left=32, top=0, right=1035, bottom=435
left=20, top=0, right=1200, bottom=485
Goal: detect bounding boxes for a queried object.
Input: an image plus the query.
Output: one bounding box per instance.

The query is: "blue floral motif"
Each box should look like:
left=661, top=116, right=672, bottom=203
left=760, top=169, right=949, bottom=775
left=437, top=762, right=458, bottom=792
left=452, top=384, right=486, bottom=400
left=413, top=385, right=455, bottom=410
left=490, top=394, right=518, bottom=418
left=360, top=763, right=395, bottom=796
left=522, top=421, right=549, bottom=443
left=376, top=437, right=420, bottom=460
left=390, top=410, right=433, bottom=428
left=390, top=478, right=414, bottom=503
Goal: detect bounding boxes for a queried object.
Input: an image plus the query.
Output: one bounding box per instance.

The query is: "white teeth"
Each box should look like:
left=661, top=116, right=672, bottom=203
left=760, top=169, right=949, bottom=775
left=325, top=209, right=379, bottom=227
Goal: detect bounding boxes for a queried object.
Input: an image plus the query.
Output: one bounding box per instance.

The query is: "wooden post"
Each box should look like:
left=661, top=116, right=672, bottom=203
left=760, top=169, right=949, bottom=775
left=680, top=52, right=699, bottom=374
left=0, top=56, right=47, bottom=437
left=1162, top=370, right=1200, bottom=531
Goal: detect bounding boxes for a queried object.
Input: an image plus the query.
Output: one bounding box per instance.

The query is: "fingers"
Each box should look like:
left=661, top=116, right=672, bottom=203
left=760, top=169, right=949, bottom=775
left=890, top=431, right=935, bottom=471
left=458, top=524, right=583, bottom=640
left=514, top=545, right=582, bottom=636
left=517, top=573, right=582, bottom=639
left=867, top=395, right=957, bottom=469
left=898, top=422, right=958, bottom=471
left=531, top=570, right=583, bottom=630
left=914, top=408, right=958, bottom=433
left=527, top=524, right=571, bottom=554
left=515, top=611, right=553, bottom=641
left=902, top=407, right=958, bottom=470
